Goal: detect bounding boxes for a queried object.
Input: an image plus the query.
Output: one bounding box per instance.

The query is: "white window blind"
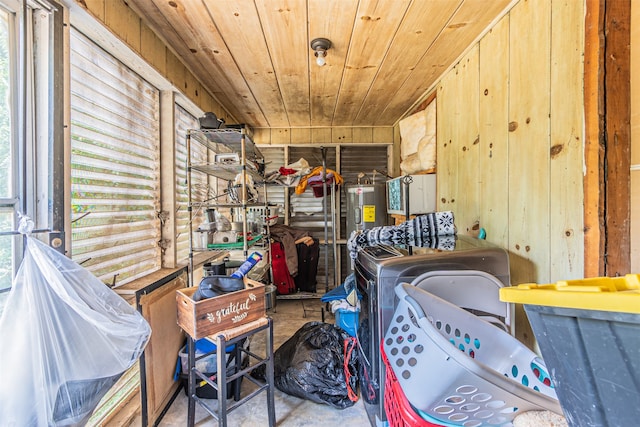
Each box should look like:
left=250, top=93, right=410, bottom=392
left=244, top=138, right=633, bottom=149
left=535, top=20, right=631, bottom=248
left=69, top=29, right=161, bottom=286
left=174, top=105, right=204, bottom=262
left=260, top=146, right=286, bottom=220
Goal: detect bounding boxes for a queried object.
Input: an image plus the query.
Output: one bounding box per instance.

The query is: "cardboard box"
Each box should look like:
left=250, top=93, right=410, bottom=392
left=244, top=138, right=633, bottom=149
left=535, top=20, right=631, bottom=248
left=176, top=278, right=265, bottom=339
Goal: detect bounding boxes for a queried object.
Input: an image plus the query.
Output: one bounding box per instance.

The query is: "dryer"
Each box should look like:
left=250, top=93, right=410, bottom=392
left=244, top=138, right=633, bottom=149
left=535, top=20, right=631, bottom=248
left=354, top=235, right=510, bottom=427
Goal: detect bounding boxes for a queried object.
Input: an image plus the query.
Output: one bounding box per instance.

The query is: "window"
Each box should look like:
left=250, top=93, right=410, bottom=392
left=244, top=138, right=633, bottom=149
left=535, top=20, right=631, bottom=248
left=69, top=29, right=161, bottom=287
left=0, top=0, right=61, bottom=314
left=0, top=5, right=16, bottom=312
left=174, top=104, right=206, bottom=263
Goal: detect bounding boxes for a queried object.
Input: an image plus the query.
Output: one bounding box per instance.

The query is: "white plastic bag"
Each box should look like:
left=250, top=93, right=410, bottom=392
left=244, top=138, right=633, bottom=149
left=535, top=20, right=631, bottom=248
left=0, top=230, right=151, bottom=426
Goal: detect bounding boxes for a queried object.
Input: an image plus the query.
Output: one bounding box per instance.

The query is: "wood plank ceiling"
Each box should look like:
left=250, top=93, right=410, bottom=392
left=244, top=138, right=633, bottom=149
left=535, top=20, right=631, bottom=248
left=127, top=0, right=512, bottom=128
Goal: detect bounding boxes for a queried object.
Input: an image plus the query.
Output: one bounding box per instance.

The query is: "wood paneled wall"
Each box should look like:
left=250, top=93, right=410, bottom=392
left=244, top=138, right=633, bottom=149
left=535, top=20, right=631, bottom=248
left=252, top=127, right=395, bottom=145
left=434, top=0, right=585, bottom=287
left=77, top=0, right=231, bottom=120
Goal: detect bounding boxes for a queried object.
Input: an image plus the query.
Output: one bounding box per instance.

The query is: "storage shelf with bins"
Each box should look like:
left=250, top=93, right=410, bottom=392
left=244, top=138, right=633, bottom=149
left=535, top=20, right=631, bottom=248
left=186, top=127, right=270, bottom=281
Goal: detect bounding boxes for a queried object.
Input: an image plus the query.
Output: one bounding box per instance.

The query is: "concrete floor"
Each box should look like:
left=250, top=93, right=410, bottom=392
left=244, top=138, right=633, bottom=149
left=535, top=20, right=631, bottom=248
left=153, top=299, right=371, bottom=427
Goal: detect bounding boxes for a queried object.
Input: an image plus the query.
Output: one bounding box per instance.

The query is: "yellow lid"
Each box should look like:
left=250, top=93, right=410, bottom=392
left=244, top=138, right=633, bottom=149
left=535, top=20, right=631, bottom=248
left=499, top=274, right=640, bottom=314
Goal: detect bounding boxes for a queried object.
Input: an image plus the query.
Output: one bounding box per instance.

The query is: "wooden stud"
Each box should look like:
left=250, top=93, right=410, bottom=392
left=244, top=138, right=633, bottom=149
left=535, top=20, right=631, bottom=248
left=583, top=0, right=606, bottom=277
left=603, top=0, right=631, bottom=276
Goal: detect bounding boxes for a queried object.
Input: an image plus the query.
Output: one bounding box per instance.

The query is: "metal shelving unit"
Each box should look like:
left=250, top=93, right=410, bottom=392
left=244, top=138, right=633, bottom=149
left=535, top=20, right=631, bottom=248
left=186, top=127, right=269, bottom=286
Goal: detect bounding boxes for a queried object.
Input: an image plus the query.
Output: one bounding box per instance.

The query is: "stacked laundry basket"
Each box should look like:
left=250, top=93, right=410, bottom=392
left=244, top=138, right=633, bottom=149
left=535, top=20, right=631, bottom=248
left=382, top=274, right=562, bottom=427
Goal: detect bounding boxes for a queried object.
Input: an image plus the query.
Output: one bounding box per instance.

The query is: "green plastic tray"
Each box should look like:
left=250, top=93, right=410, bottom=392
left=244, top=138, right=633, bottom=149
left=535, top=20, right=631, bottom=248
left=206, top=234, right=263, bottom=250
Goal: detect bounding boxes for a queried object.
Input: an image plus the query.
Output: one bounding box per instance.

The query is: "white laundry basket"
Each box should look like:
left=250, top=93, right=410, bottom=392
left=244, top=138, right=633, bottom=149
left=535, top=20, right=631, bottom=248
left=384, top=283, right=562, bottom=427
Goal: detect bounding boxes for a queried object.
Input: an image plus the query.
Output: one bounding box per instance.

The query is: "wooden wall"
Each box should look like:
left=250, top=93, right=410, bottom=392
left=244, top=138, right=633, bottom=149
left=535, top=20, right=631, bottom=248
left=632, top=0, right=640, bottom=272
left=434, top=0, right=585, bottom=287
left=76, top=0, right=230, bottom=120
left=427, top=0, right=585, bottom=346
left=252, top=126, right=396, bottom=145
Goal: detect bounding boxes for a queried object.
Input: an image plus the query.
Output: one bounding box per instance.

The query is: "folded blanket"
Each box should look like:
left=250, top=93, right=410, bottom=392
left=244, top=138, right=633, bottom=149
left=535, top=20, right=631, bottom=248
left=347, top=211, right=456, bottom=259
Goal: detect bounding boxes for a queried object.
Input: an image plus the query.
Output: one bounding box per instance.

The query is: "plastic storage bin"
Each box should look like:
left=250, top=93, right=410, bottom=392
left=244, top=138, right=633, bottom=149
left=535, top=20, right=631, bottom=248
left=176, top=339, right=245, bottom=400
left=180, top=372, right=239, bottom=399
left=500, top=274, right=640, bottom=427
left=385, top=283, right=561, bottom=427
left=178, top=339, right=235, bottom=374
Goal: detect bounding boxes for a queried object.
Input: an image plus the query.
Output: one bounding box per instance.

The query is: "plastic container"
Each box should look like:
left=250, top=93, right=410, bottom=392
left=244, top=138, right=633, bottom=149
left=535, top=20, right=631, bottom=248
left=385, top=283, right=561, bottom=427
left=500, top=274, right=640, bottom=427
left=335, top=308, right=359, bottom=337
left=177, top=339, right=244, bottom=400
left=309, top=175, right=334, bottom=197
left=178, top=340, right=235, bottom=375
left=264, top=285, right=277, bottom=310
left=180, top=371, right=239, bottom=399
left=410, top=270, right=511, bottom=332
left=498, top=274, right=640, bottom=314
left=230, top=252, right=263, bottom=278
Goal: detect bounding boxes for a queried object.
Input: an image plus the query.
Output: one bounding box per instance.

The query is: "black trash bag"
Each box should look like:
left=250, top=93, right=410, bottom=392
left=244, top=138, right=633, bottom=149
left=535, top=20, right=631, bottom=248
left=272, top=321, right=359, bottom=409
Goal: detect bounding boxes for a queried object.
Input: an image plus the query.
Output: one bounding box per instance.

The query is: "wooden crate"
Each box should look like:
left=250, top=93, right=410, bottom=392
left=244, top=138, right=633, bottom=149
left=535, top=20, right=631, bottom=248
left=176, top=278, right=265, bottom=339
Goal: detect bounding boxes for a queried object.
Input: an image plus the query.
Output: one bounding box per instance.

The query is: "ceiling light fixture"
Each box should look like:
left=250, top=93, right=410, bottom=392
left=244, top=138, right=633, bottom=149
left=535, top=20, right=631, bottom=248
left=310, top=38, right=331, bottom=67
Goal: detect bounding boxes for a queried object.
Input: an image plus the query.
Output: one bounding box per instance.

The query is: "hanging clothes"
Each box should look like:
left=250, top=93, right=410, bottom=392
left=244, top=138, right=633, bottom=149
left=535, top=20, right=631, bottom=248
left=269, top=224, right=313, bottom=277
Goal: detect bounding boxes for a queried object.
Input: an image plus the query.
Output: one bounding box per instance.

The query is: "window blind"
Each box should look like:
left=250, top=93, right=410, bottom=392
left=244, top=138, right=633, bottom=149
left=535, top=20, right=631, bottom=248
left=69, top=29, right=161, bottom=286
left=260, top=146, right=286, bottom=220
left=175, top=105, right=205, bottom=262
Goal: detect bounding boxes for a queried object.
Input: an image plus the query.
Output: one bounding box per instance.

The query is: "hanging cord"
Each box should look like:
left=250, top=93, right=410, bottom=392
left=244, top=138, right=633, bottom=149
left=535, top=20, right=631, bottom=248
left=353, top=328, right=376, bottom=400
left=343, top=337, right=359, bottom=402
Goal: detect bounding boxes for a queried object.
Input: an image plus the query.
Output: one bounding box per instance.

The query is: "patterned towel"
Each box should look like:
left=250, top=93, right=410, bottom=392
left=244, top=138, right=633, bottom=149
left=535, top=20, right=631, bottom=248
left=347, top=211, right=456, bottom=259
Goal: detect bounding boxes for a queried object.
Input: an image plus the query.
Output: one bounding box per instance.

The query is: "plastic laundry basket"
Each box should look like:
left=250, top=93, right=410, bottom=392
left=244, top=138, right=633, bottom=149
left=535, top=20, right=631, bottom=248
left=384, top=283, right=561, bottom=427
left=382, top=343, right=442, bottom=427
left=411, top=270, right=512, bottom=333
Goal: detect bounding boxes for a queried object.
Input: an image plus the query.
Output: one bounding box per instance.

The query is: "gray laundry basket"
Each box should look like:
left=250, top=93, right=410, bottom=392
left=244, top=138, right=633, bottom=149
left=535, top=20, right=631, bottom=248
left=384, top=283, right=561, bottom=427
left=411, top=270, right=512, bottom=333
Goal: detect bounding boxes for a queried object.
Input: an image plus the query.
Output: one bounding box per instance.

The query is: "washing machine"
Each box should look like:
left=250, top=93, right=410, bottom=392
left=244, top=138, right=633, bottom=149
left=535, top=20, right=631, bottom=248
left=354, top=235, right=511, bottom=427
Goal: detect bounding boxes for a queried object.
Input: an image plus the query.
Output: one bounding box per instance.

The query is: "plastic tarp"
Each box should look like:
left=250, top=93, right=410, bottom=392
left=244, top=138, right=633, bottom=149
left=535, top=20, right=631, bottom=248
left=0, top=220, right=151, bottom=426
